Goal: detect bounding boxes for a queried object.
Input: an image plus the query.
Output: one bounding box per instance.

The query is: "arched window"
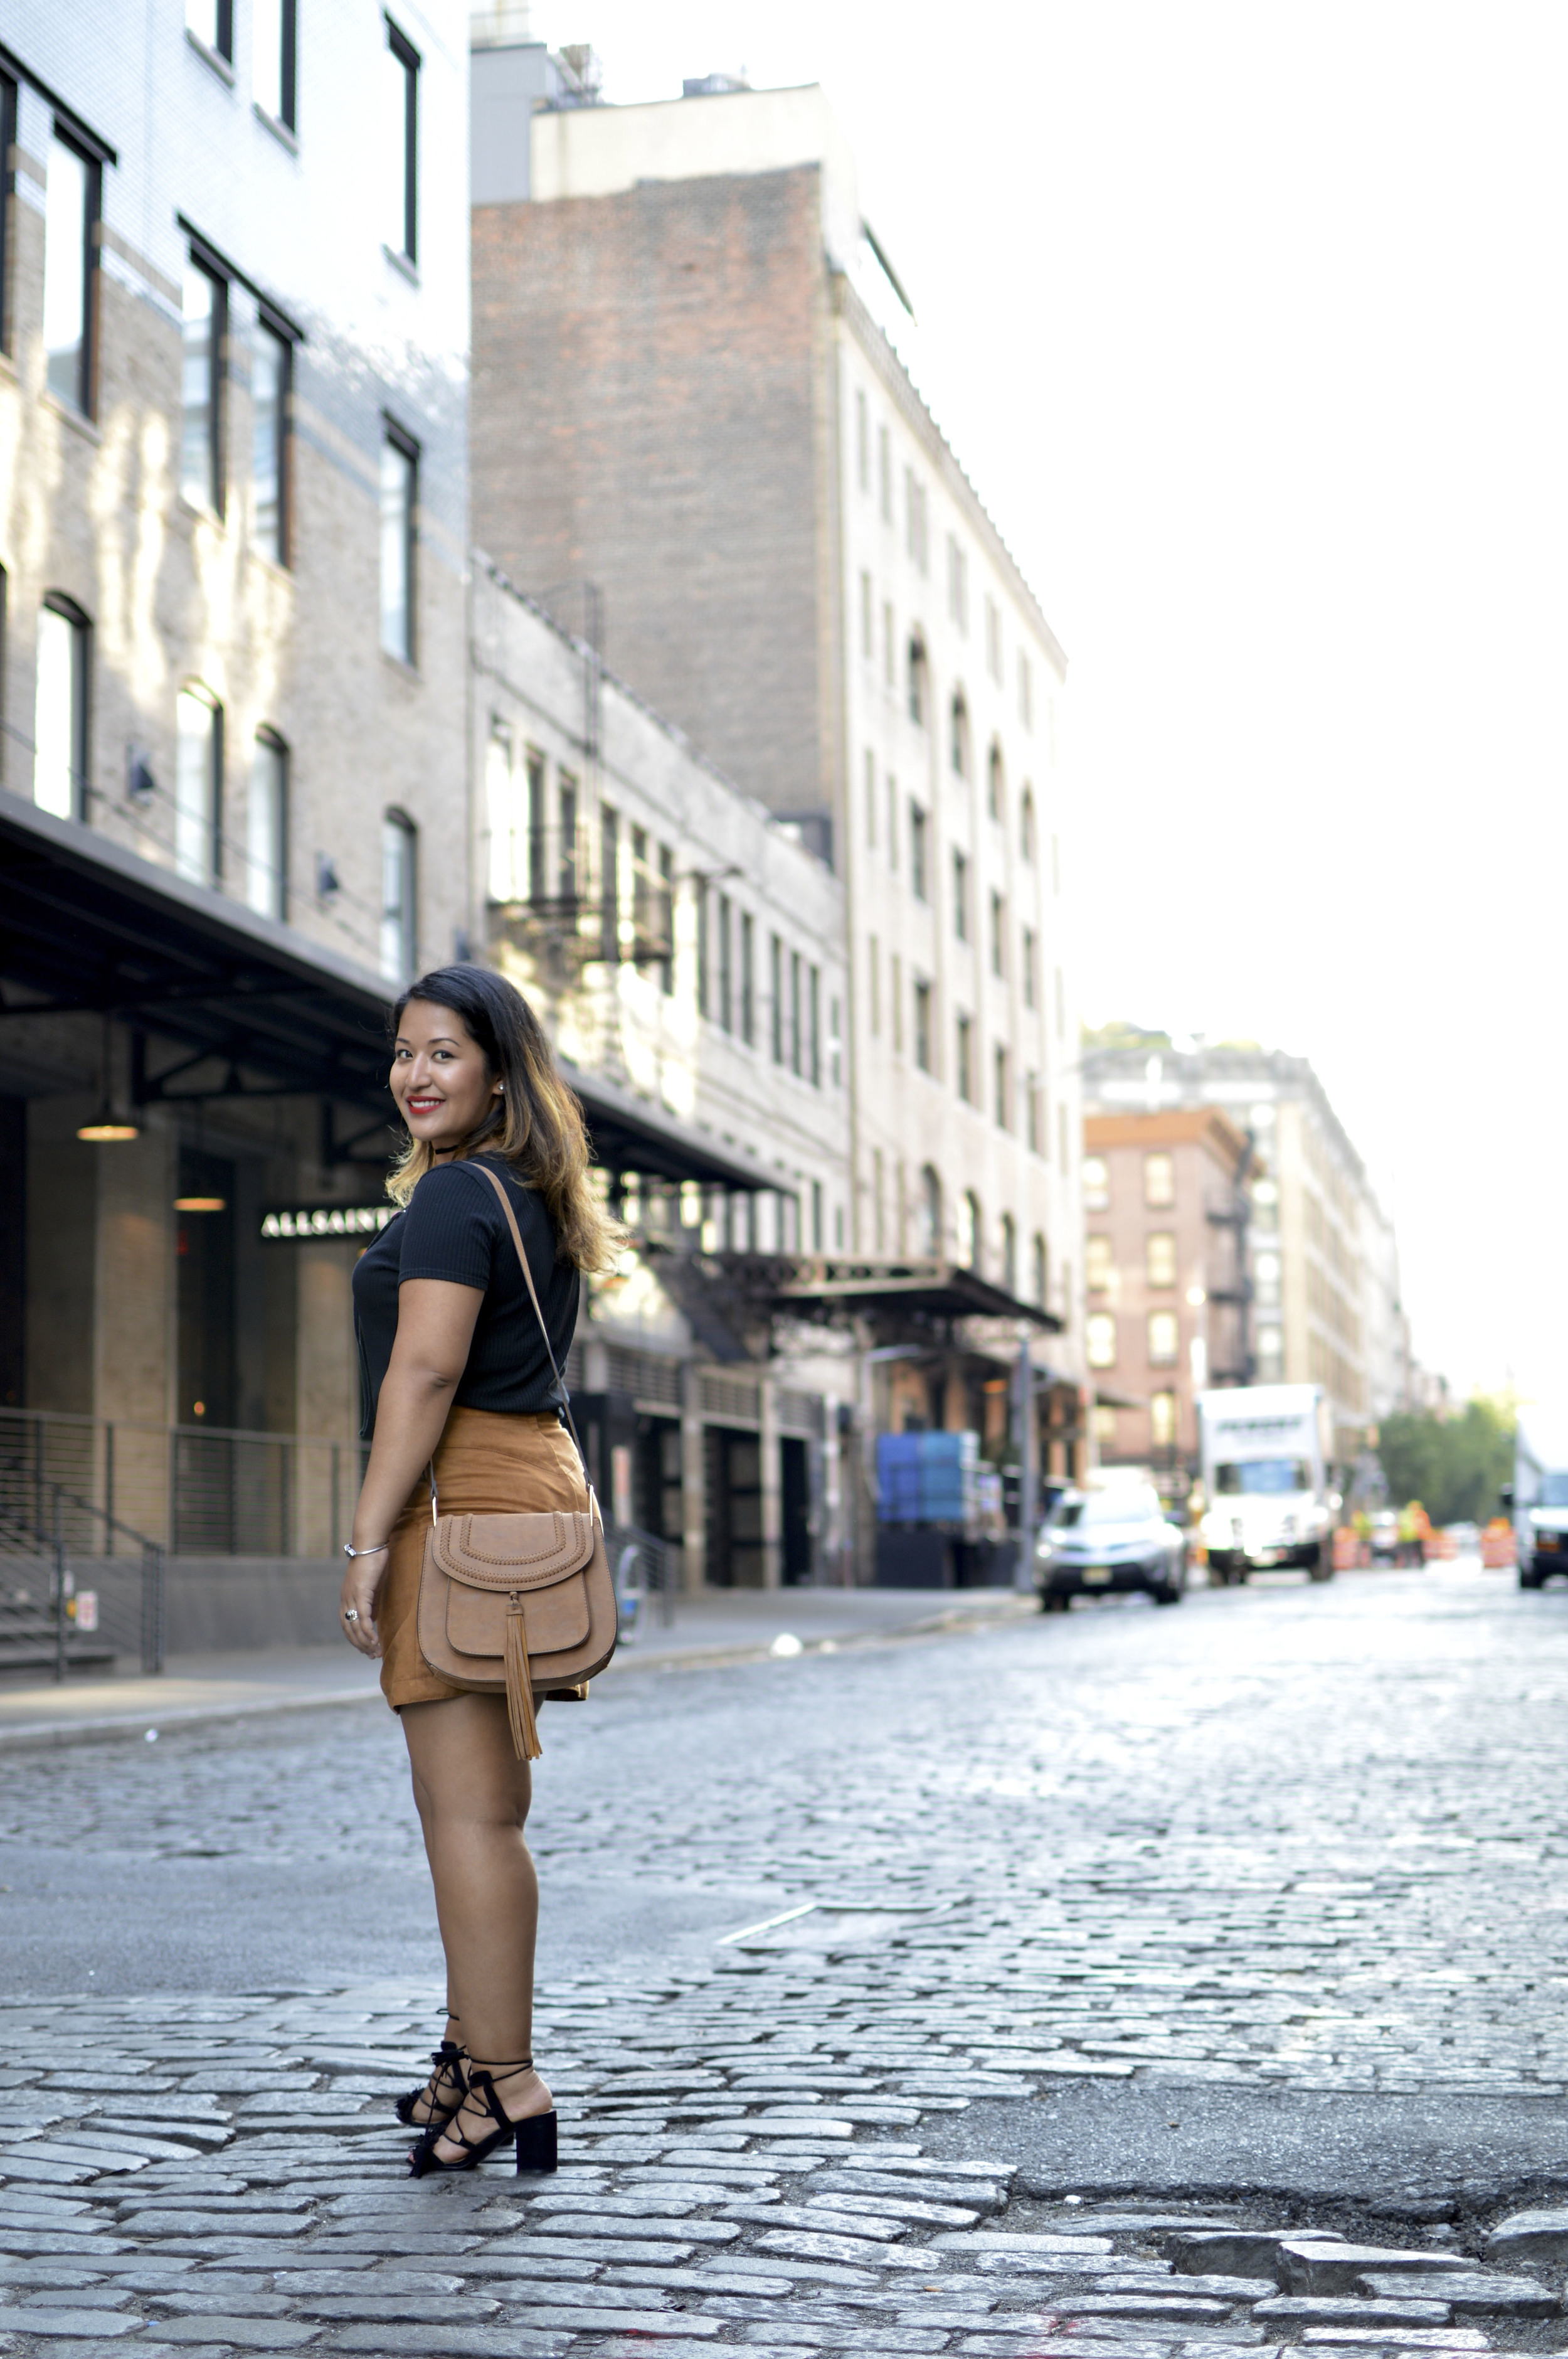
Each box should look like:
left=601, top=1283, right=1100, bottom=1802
left=1032, top=1232, right=1048, bottom=1309
left=248, top=728, right=289, bottom=919
left=987, top=740, right=1004, bottom=821
left=1000, top=1211, right=1017, bottom=1295
left=918, top=1163, right=943, bottom=1258
left=950, top=691, right=970, bottom=780
left=381, top=808, right=418, bottom=981
left=907, top=634, right=927, bottom=728
left=34, top=595, right=90, bottom=822
left=1020, top=785, right=1036, bottom=861
left=175, top=681, right=223, bottom=885
left=958, top=1187, right=980, bottom=1271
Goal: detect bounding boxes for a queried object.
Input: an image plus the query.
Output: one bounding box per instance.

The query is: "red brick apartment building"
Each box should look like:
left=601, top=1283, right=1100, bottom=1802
left=1083, top=1109, right=1253, bottom=1469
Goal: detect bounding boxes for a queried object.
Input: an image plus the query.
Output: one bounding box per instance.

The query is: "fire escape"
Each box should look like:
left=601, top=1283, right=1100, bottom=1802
left=1204, top=1131, right=1257, bottom=1385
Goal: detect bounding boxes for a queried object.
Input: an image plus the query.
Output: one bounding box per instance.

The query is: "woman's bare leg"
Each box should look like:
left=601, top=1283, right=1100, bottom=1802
left=402, top=1693, right=553, bottom=2155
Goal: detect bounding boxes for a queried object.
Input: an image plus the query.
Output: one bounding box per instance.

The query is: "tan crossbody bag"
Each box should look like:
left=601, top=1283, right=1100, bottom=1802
left=415, top=1161, right=617, bottom=1760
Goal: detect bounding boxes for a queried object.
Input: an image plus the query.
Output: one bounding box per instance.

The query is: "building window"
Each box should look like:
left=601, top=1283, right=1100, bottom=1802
left=557, top=774, right=578, bottom=905
left=1148, top=1309, right=1179, bottom=1366
left=808, top=964, right=821, bottom=1086
left=812, top=1178, right=824, bottom=1252
left=253, top=0, right=298, bottom=127
left=658, top=844, right=675, bottom=995
left=181, top=260, right=226, bottom=514
left=886, top=772, right=898, bottom=867
left=379, top=427, right=416, bottom=661
left=829, top=994, right=841, bottom=1087
left=44, top=132, right=98, bottom=417
left=872, top=1147, right=885, bottom=1252
left=878, top=422, right=891, bottom=522
left=856, top=387, right=869, bottom=491
left=859, top=570, right=873, bottom=660
left=913, top=977, right=932, bottom=1073
left=1000, top=1211, right=1017, bottom=1294
left=1018, top=650, right=1034, bottom=728
left=176, top=685, right=223, bottom=886
left=380, top=809, right=417, bottom=980
left=485, top=720, right=517, bottom=901
left=987, top=742, right=1004, bottom=822
left=1027, top=1072, right=1042, bottom=1156
left=600, top=803, right=619, bottom=963
left=952, top=848, right=968, bottom=940
left=1086, top=1234, right=1113, bottom=1293
left=247, top=730, right=288, bottom=918
left=789, top=950, right=803, bottom=1077
left=955, top=1013, right=972, bottom=1103
left=909, top=802, right=927, bottom=900
left=908, top=636, right=926, bottom=727
left=1144, top=1152, right=1175, bottom=1208
left=1151, top=1390, right=1177, bottom=1449
left=919, top=1164, right=942, bottom=1258
left=950, top=692, right=970, bottom=779
left=1059, top=1102, right=1069, bottom=1172
left=1020, top=787, right=1036, bottom=860
left=867, top=934, right=880, bottom=1038
left=1022, top=925, right=1036, bottom=1008
left=34, top=599, right=89, bottom=821
left=716, top=890, right=733, bottom=1031
left=946, top=533, right=968, bottom=631
left=770, top=932, right=784, bottom=1063
left=882, top=600, right=894, bottom=686
left=958, top=1189, right=980, bottom=1271
left=1083, top=1154, right=1110, bottom=1210
left=187, top=0, right=235, bottom=59
left=385, top=18, right=420, bottom=263
left=1033, top=1232, right=1047, bottom=1309
left=0, top=78, right=14, bottom=356
left=891, top=952, right=903, bottom=1053
left=904, top=468, right=928, bottom=570
left=993, top=1043, right=1009, bottom=1129
left=986, top=596, right=1002, bottom=683
left=1086, top=1312, right=1117, bottom=1370
left=1146, top=1232, right=1177, bottom=1288
left=252, top=318, right=290, bottom=563
left=989, top=890, right=1005, bottom=979
left=1056, top=964, right=1066, bottom=1040
left=864, top=748, right=876, bottom=846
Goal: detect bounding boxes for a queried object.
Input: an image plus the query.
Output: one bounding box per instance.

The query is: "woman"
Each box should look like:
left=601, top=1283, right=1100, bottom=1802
left=339, top=964, right=622, bottom=2176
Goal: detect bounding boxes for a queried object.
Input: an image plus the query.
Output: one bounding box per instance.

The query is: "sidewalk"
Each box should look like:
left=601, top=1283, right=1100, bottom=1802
left=0, top=1583, right=1035, bottom=1749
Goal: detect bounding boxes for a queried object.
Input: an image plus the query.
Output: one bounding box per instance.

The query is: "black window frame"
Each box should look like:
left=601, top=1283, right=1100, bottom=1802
left=0, top=77, right=15, bottom=357
left=249, top=725, right=289, bottom=920
left=252, top=308, right=294, bottom=566
left=379, top=418, right=418, bottom=664
left=739, top=910, right=755, bottom=1046
left=174, top=680, right=225, bottom=887
left=38, top=592, right=92, bottom=823
left=386, top=18, right=420, bottom=264
left=600, top=802, right=619, bottom=964
left=188, top=0, right=236, bottom=63
left=380, top=806, right=418, bottom=981
left=770, top=933, right=784, bottom=1065
left=181, top=250, right=228, bottom=517
left=45, top=124, right=101, bottom=420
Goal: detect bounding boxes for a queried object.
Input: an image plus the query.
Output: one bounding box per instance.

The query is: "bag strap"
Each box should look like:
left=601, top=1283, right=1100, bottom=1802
left=459, top=1159, right=593, bottom=1510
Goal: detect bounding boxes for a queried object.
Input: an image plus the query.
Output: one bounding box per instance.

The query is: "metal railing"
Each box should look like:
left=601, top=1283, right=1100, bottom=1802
left=607, top=1521, right=675, bottom=1634
left=0, top=1483, right=164, bottom=1680
left=0, top=1408, right=364, bottom=1560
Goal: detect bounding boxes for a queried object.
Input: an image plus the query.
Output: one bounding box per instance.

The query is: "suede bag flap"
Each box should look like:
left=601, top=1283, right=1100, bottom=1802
left=429, top=1509, right=596, bottom=1589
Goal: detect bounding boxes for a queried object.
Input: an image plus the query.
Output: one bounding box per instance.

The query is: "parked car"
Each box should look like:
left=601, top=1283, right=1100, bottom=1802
left=1037, top=1484, right=1187, bottom=1611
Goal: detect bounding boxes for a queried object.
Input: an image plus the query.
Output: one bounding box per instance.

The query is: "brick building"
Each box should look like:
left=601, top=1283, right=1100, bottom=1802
left=1082, top=1108, right=1254, bottom=1472
left=468, top=50, right=1084, bottom=1481
left=1083, top=1040, right=1412, bottom=1466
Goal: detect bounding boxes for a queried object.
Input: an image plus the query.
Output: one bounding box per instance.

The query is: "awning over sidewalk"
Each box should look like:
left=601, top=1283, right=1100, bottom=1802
left=772, top=1257, right=1063, bottom=1332
left=0, top=792, right=771, bottom=1188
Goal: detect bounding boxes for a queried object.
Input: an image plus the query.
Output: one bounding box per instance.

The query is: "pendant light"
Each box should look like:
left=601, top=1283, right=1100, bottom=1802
left=77, top=1014, right=140, bottom=1142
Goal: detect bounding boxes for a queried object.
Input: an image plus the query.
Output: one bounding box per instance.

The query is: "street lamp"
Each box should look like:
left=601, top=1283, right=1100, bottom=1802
left=77, top=1016, right=140, bottom=1141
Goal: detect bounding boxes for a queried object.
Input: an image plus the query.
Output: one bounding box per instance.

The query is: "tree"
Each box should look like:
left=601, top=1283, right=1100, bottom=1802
left=1375, top=1395, right=1515, bottom=1527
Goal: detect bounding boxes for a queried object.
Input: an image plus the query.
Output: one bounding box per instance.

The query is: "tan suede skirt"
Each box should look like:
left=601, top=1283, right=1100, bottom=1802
left=377, top=1405, right=588, bottom=1710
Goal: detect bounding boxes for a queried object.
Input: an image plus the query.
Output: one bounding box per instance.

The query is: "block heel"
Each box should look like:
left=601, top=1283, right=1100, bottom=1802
left=514, top=2107, right=558, bottom=2173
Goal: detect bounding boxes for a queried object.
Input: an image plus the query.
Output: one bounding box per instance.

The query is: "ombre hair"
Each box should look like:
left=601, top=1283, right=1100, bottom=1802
left=386, top=966, right=625, bottom=1275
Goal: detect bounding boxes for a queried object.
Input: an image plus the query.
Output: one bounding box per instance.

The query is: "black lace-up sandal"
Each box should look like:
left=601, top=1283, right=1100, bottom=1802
left=395, top=2025, right=468, bottom=2129
left=406, top=2057, right=557, bottom=2177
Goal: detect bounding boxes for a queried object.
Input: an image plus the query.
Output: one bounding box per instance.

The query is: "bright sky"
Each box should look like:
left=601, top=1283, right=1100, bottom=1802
left=526, top=1, right=1567, bottom=1404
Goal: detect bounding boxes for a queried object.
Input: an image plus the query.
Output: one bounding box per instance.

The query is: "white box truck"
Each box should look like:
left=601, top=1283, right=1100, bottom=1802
left=1511, top=1411, right=1568, bottom=1588
left=1198, top=1383, right=1337, bottom=1584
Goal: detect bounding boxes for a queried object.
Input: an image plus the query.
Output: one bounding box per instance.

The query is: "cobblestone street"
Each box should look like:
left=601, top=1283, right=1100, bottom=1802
left=6, top=1564, right=1568, bottom=2358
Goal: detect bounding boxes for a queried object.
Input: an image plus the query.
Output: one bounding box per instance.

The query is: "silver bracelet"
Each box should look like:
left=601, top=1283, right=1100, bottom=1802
left=342, top=1540, right=390, bottom=1560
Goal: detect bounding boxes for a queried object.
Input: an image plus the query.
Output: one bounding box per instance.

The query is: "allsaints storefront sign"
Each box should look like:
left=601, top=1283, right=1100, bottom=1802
left=260, top=1205, right=398, bottom=1241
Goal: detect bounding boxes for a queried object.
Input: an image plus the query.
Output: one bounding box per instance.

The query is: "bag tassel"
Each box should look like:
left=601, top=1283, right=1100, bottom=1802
left=505, top=1602, right=542, bottom=1762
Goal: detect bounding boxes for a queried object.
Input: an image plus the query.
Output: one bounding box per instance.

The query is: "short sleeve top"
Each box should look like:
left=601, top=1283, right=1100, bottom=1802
left=351, top=1155, right=580, bottom=1439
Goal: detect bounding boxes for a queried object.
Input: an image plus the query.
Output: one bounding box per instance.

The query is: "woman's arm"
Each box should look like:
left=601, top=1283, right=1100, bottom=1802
left=339, top=1277, right=484, bottom=1658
